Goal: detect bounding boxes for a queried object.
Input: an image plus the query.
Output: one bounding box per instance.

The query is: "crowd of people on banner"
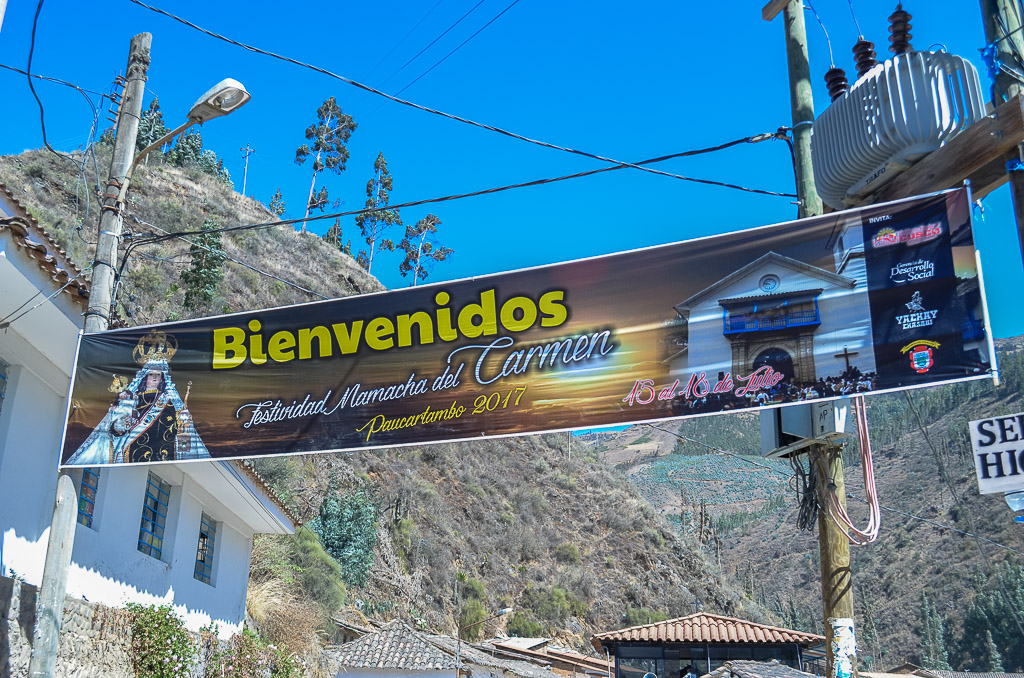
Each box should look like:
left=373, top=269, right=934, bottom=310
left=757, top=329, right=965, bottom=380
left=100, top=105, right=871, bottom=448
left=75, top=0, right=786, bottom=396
left=671, top=365, right=876, bottom=416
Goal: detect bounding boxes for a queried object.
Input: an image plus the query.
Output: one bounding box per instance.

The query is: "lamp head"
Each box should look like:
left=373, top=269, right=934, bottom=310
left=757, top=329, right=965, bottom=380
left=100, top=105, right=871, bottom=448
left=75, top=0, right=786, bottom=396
left=187, top=78, right=251, bottom=124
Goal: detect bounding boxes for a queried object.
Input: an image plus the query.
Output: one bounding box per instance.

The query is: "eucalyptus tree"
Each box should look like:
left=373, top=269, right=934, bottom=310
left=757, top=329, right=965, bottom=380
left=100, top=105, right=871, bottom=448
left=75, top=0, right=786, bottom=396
left=354, top=152, right=400, bottom=272
left=398, top=214, right=453, bottom=286
left=295, top=97, right=356, bottom=232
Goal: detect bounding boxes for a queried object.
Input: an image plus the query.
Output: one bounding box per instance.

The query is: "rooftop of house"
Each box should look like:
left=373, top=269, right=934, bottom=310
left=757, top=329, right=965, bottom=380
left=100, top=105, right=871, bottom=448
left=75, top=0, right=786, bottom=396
left=0, top=183, right=89, bottom=307
left=702, top=660, right=817, bottom=678
left=329, top=619, right=458, bottom=671
left=591, top=613, right=825, bottom=653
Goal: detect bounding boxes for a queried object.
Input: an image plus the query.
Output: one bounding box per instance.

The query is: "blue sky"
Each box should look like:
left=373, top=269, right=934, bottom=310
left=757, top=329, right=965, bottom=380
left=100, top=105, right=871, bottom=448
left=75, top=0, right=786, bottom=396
left=3, top=0, right=1023, bottom=338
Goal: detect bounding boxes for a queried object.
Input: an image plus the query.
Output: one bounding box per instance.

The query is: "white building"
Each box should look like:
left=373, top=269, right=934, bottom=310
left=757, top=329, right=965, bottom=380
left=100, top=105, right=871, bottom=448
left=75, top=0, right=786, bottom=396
left=669, top=221, right=876, bottom=386
left=0, top=184, right=295, bottom=637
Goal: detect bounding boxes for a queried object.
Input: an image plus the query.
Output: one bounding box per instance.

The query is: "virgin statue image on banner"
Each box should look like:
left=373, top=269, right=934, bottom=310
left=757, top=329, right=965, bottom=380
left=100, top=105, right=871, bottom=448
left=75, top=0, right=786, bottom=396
left=64, top=331, right=211, bottom=465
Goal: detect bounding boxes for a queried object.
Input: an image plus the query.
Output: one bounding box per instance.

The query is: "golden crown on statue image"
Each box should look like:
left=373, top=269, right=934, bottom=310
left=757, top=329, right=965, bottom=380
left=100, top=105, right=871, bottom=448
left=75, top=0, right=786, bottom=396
left=108, top=374, right=130, bottom=393
left=133, top=331, right=178, bottom=365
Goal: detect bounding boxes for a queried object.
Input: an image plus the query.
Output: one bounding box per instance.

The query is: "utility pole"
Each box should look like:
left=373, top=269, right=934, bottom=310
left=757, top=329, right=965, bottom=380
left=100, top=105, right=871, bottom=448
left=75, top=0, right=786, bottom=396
left=27, top=476, right=77, bottom=678
left=979, top=0, right=1024, bottom=264
left=763, top=3, right=855, bottom=677
left=86, top=32, right=151, bottom=334
left=28, top=32, right=150, bottom=678
left=240, top=143, right=255, bottom=197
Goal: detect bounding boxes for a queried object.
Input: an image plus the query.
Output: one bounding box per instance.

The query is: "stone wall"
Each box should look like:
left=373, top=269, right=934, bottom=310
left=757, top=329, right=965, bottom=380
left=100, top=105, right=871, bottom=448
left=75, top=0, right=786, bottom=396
left=0, top=575, right=133, bottom=678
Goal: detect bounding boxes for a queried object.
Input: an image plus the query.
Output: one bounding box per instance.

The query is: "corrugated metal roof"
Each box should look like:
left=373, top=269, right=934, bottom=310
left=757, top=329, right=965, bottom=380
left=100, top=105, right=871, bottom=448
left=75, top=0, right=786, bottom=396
left=591, top=613, right=824, bottom=652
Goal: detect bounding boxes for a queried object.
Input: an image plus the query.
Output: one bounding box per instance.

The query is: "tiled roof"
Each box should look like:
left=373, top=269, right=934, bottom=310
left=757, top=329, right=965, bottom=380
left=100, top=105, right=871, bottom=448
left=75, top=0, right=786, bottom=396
left=926, top=672, right=1024, bottom=678
left=331, top=620, right=458, bottom=671
left=591, top=613, right=824, bottom=651
left=704, top=660, right=817, bottom=678
left=0, top=183, right=89, bottom=306
left=425, top=634, right=555, bottom=678
left=236, top=459, right=300, bottom=528
left=490, top=640, right=610, bottom=676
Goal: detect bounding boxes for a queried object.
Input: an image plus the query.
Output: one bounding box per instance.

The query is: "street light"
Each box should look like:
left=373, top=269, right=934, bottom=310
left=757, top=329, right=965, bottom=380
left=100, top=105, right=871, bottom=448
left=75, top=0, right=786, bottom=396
left=455, top=607, right=513, bottom=678
left=125, top=78, right=251, bottom=188
left=87, top=73, right=251, bottom=334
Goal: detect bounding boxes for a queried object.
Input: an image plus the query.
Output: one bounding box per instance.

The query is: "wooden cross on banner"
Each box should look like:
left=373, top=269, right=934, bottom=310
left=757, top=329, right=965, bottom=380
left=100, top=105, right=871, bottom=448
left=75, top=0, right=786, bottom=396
left=834, top=346, right=859, bottom=370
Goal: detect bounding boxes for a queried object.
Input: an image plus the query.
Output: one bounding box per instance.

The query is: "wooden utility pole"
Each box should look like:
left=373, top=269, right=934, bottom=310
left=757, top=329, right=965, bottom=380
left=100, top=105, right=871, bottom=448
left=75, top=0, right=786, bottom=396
left=979, top=0, right=1024, bottom=265
left=764, top=0, right=823, bottom=219
left=763, top=3, right=855, bottom=676
left=27, top=475, right=78, bottom=678
left=85, top=32, right=151, bottom=334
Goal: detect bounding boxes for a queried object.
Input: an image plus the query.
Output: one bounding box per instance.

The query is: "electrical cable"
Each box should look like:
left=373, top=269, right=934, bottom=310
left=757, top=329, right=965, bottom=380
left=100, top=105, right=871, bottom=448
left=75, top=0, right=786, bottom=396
left=360, top=0, right=446, bottom=84
left=25, top=0, right=78, bottom=167
left=822, top=395, right=880, bottom=544
left=114, top=132, right=796, bottom=260
left=805, top=0, right=835, bottom=66
left=396, top=0, right=486, bottom=75
left=790, top=453, right=818, bottom=531
left=846, top=0, right=864, bottom=38
left=644, top=420, right=1024, bottom=557
left=395, top=0, right=521, bottom=96
left=124, top=214, right=329, bottom=300
left=125, top=0, right=776, bottom=185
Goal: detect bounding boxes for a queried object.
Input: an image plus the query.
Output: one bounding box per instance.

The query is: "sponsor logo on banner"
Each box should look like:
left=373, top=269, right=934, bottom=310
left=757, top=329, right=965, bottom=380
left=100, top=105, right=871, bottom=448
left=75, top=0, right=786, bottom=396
left=894, top=291, right=938, bottom=330
left=871, top=222, right=943, bottom=248
left=900, top=339, right=940, bottom=374
left=890, top=258, right=935, bottom=284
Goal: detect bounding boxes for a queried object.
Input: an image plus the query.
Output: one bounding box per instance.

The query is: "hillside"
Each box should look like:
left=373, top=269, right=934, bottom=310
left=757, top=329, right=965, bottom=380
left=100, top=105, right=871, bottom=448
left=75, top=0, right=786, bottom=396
left=1, top=147, right=753, bottom=651
left=587, top=340, right=1024, bottom=670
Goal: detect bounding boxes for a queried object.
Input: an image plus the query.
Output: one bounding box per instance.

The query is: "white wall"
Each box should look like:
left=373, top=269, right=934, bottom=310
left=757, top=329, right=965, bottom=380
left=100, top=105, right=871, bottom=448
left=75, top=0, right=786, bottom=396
left=67, top=463, right=257, bottom=638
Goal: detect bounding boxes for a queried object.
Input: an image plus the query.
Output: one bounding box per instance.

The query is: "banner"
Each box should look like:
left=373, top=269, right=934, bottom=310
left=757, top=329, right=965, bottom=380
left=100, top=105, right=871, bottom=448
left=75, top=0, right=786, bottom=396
left=60, top=188, right=992, bottom=467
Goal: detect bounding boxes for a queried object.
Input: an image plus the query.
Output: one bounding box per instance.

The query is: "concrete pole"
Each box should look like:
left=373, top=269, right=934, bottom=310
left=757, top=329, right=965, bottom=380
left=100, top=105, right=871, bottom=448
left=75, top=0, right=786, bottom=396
left=782, top=0, right=823, bottom=219
left=27, top=475, right=78, bottom=678
left=85, top=33, right=151, bottom=334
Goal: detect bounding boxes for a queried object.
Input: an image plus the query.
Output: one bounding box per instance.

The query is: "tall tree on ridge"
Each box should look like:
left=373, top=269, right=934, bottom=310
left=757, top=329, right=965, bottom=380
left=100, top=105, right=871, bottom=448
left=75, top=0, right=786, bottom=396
left=354, top=152, right=400, bottom=272
left=398, top=214, right=453, bottom=286
left=295, top=97, right=355, bottom=232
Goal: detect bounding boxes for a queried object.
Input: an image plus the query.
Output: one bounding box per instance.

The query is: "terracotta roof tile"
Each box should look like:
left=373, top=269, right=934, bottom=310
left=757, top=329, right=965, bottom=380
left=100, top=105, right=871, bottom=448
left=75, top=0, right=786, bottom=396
left=0, top=183, right=89, bottom=306
left=591, top=613, right=824, bottom=652
left=236, top=459, right=300, bottom=528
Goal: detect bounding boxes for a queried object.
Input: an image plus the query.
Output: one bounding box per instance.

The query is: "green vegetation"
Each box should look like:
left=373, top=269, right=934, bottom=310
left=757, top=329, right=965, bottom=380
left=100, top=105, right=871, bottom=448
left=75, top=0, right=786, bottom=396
left=554, top=542, right=581, bottom=564
left=125, top=603, right=195, bottom=678
left=180, top=218, right=227, bottom=311
left=624, top=607, right=669, bottom=626
left=308, top=478, right=378, bottom=588
left=206, top=628, right=301, bottom=678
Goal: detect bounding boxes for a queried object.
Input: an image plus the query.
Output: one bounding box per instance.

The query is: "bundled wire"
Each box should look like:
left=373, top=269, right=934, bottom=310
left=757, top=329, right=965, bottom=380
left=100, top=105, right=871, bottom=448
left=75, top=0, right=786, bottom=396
left=789, top=453, right=818, bottom=531
left=823, top=395, right=880, bottom=545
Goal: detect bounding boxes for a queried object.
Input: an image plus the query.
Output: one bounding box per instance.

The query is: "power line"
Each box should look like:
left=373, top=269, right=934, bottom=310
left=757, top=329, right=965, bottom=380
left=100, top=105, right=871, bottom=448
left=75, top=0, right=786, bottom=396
left=644, top=422, right=1024, bottom=557
left=359, top=0, right=446, bottom=85
left=124, top=214, right=329, bottom=300
left=119, top=133, right=796, bottom=249
left=395, top=0, right=521, bottom=96
left=396, top=0, right=486, bottom=75
left=26, top=0, right=79, bottom=166
left=125, top=0, right=782, bottom=186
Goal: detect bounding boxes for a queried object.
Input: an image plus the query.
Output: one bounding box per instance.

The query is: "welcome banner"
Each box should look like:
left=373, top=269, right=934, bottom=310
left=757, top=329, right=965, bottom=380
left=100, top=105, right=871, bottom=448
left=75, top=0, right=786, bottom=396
left=61, top=188, right=993, bottom=467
